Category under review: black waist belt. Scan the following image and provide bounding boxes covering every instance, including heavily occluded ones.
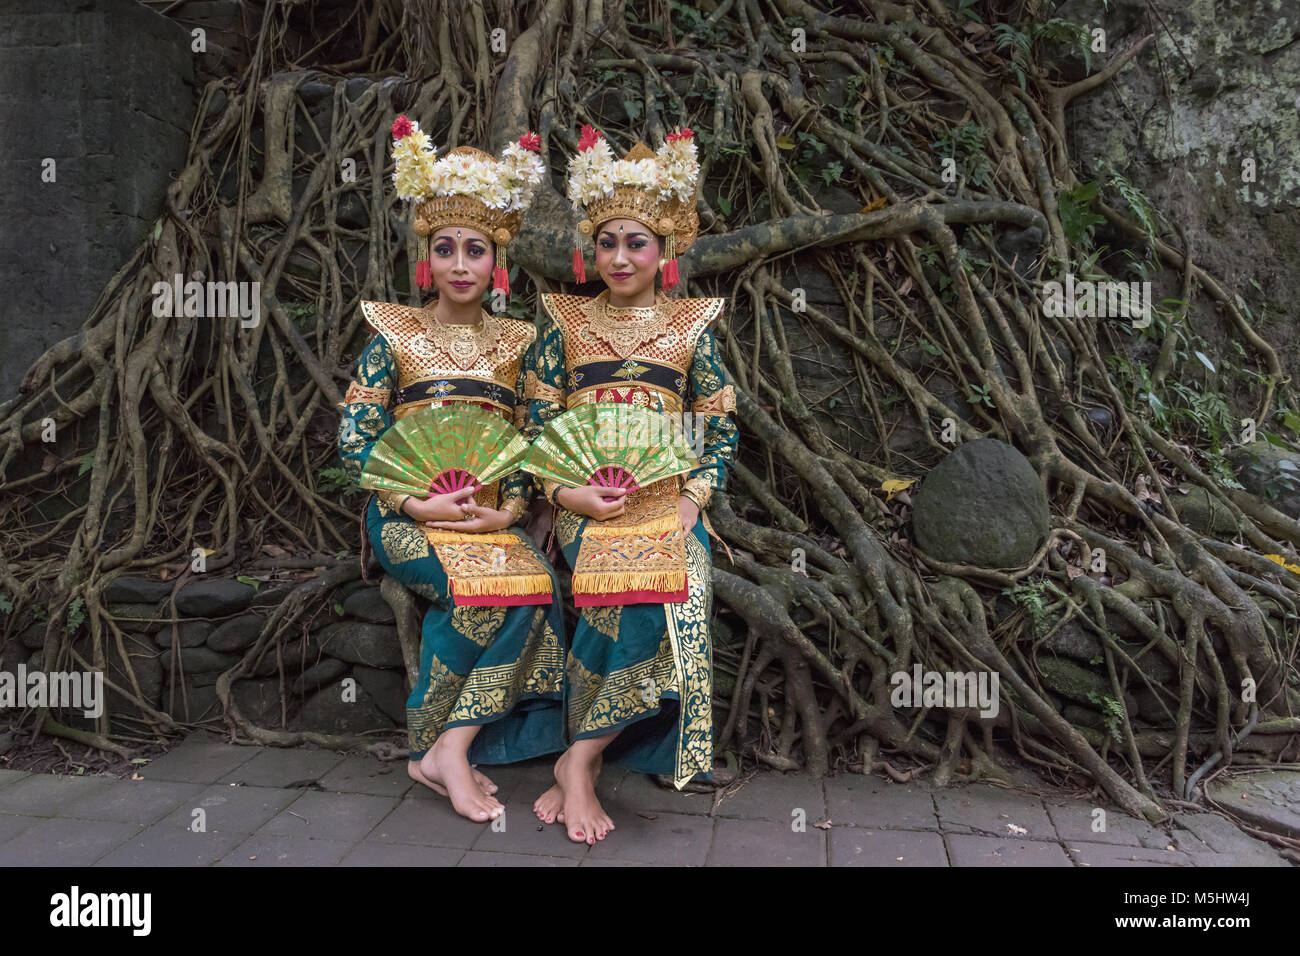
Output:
[569,359,685,397]
[394,377,515,407]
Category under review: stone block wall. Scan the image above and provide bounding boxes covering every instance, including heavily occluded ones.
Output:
[0,0,196,397]
[5,574,411,736]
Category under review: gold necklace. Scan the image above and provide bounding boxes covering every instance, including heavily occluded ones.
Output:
[586,290,672,360]
[414,301,497,371]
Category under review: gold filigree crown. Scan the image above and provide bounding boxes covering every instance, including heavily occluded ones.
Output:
[565,127,700,289]
[389,117,545,295]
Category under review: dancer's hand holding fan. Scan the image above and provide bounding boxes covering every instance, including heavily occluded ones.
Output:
[360,405,529,524]
[522,404,700,606]
[360,405,551,606]
[521,403,699,505]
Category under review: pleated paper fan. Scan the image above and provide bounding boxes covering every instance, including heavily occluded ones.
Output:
[522,403,699,491]
[360,405,529,497]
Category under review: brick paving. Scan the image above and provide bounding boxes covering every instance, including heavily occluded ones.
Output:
[0,733,1292,866]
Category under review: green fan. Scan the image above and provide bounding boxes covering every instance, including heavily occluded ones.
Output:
[522,403,699,493]
[360,405,530,498]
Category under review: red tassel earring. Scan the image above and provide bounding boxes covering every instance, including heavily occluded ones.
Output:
[493,241,510,294]
[572,246,586,284]
[661,232,679,290]
[416,234,431,289]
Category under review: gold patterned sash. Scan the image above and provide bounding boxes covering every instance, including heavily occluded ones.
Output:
[424,529,553,606]
[572,478,688,606]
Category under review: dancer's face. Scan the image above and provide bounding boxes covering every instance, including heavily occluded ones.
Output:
[430,227,493,305]
[595,219,660,298]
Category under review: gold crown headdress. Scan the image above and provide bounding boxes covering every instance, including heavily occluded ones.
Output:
[566,125,699,290]
[389,115,546,296]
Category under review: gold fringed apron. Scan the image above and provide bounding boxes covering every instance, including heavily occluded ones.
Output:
[570,477,688,607]
[422,528,554,606]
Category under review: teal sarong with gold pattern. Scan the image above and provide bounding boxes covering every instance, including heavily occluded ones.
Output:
[365,495,567,763]
[553,502,715,789]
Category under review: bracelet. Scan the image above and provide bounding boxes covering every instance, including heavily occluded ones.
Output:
[378,490,411,515]
[680,477,714,511]
[542,479,566,506]
[501,496,526,522]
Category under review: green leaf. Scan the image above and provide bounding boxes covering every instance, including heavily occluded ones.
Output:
[236,575,262,590]
[77,454,95,478]
[1194,351,1215,373]
[333,603,345,616]
[716,195,732,217]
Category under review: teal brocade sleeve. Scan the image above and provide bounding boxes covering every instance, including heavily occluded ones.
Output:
[498,336,539,505]
[338,334,396,487]
[686,328,737,492]
[523,314,569,501]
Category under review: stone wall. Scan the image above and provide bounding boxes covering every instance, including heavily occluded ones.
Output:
[0,0,195,398]
[1059,0,1300,379]
[4,574,409,736]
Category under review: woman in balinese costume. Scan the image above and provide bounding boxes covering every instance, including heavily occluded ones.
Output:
[525,125,737,844]
[337,117,565,823]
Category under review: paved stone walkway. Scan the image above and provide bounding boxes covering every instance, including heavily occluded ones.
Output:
[0,734,1291,866]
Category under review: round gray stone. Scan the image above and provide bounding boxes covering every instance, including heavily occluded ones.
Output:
[153,620,214,649]
[207,614,266,653]
[352,664,409,724]
[911,438,1050,569]
[315,621,404,669]
[103,576,174,604]
[175,579,256,617]
[292,658,350,696]
[342,587,396,624]
[290,682,395,734]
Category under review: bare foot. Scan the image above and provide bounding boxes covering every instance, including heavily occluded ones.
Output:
[408,760,498,796]
[417,738,503,822]
[533,754,602,824]
[533,784,565,824]
[554,748,614,844]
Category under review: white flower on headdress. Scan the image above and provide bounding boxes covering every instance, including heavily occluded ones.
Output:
[567,127,699,207]
[392,124,437,201]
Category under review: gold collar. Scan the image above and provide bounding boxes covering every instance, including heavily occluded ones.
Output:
[412,301,498,370]
[584,290,672,360]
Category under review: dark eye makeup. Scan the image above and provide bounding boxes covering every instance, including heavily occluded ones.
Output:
[433,240,487,256]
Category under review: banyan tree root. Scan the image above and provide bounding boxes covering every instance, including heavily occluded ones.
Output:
[0,0,1297,819]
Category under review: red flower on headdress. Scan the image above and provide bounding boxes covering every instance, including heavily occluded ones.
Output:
[577,124,604,152]
[666,127,695,143]
[391,115,414,140]
[519,131,541,152]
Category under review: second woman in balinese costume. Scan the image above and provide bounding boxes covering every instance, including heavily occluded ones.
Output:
[338,118,565,823]
[525,125,737,844]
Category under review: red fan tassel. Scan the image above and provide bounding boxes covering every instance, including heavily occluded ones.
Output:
[572,247,586,284]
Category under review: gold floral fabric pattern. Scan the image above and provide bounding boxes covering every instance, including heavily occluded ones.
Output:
[342,298,567,763]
